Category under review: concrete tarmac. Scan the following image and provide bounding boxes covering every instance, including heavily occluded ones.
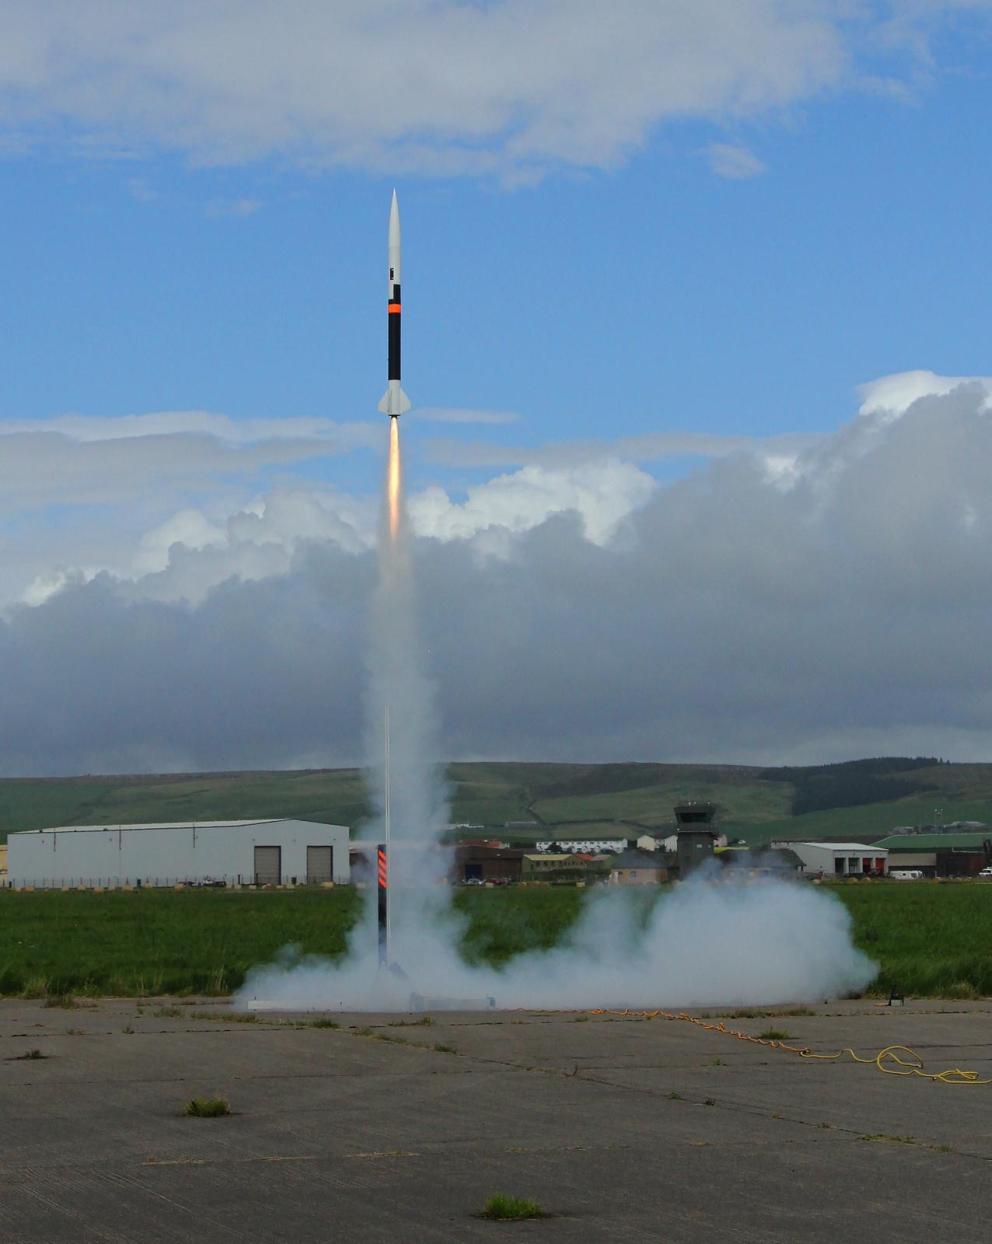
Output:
[2,997,992,1242]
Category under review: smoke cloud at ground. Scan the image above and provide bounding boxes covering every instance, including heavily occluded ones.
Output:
[236,424,876,1013]
[239,872,876,1012]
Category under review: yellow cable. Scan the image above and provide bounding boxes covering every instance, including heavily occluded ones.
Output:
[585,1009,992,1086]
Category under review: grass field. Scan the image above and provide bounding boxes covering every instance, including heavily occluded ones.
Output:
[3,760,992,847]
[531,778,792,831]
[835,884,992,997]
[0,888,363,997]
[2,883,992,1000]
[739,797,992,847]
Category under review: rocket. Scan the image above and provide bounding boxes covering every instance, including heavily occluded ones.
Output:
[377,190,411,417]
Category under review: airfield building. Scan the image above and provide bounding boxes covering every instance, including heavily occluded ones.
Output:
[609,849,669,885]
[457,843,524,883]
[6,819,350,889]
[874,832,992,878]
[784,841,888,878]
[674,801,720,876]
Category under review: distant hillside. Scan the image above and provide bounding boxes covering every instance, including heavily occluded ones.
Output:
[1,757,990,845]
[756,757,940,816]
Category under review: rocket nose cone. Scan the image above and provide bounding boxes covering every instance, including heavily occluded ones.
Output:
[388,190,400,247]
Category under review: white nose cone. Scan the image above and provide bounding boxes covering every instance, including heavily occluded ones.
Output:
[388,189,401,288]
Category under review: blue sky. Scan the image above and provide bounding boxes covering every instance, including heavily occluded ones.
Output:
[4,3,992,771]
[2,4,991,493]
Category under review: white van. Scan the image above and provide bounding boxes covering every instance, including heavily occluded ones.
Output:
[890,869,924,880]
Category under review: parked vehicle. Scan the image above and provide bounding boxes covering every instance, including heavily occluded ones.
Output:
[890,869,924,880]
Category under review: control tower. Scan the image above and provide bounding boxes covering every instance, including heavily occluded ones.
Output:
[674,802,719,877]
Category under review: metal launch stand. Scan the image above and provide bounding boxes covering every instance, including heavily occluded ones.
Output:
[378,705,392,968]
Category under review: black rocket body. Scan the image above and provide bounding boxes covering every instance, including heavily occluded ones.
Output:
[378,190,412,417]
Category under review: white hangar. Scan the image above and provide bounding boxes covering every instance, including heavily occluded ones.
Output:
[6,819,350,889]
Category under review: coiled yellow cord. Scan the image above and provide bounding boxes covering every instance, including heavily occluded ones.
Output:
[586,1009,992,1085]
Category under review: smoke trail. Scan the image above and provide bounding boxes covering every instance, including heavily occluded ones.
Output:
[371,419,450,899]
[238,423,876,1011]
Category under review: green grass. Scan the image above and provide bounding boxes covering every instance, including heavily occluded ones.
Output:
[455,886,586,966]
[0,888,362,996]
[833,884,992,996]
[480,1193,545,1221]
[4,882,992,999]
[184,1096,231,1117]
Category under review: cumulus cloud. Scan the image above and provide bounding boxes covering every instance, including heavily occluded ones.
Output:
[0,2,972,177]
[409,461,656,547]
[858,369,992,420]
[3,373,992,773]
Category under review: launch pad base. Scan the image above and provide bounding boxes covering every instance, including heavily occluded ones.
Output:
[409,992,496,1011]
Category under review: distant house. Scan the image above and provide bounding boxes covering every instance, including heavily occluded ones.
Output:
[521,853,610,882]
[456,844,524,883]
[535,838,629,854]
[609,849,669,885]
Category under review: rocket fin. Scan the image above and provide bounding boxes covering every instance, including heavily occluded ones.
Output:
[378,386,412,416]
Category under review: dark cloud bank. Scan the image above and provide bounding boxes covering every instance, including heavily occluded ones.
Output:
[4,384,992,775]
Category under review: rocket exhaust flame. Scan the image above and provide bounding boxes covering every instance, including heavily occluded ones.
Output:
[387,417,401,544]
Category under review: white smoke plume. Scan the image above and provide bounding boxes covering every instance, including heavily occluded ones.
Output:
[236,426,876,1013]
[240,874,876,1012]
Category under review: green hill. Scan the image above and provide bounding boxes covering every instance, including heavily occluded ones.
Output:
[1,756,990,845]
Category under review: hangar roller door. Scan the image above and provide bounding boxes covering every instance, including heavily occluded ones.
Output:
[306,846,333,885]
[254,845,281,886]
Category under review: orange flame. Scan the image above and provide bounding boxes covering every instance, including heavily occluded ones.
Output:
[387,417,402,543]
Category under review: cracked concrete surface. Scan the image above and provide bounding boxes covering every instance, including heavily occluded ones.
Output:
[2,998,992,1241]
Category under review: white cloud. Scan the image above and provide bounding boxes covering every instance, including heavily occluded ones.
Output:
[426,428,813,468]
[6,372,992,771]
[858,369,992,420]
[0,2,962,177]
[408,460,655,547]
[0,413,380,517]
[412,407,519,426]
[706,141,766,179]
[0,409,376,446]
